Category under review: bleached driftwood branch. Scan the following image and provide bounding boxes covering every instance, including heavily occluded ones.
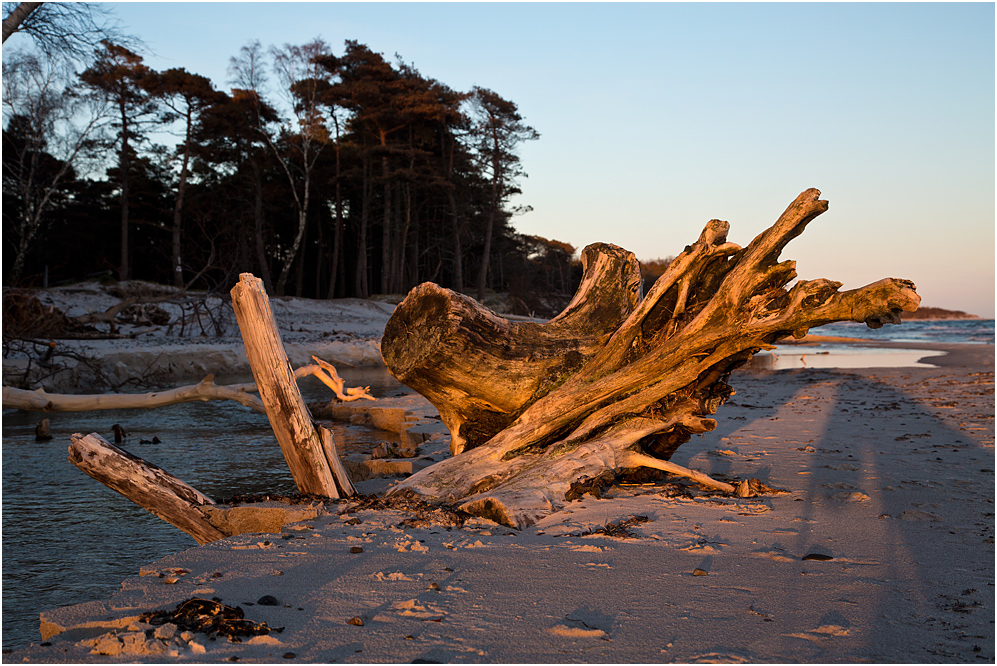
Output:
[381,188,920,528]
[2,359,374,415]
[298,356,375,402]
[3,375,267,413]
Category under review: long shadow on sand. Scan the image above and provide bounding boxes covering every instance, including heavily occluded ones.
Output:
[677,365,994,662]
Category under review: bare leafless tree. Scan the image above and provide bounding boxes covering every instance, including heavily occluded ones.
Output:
[2,51,111,283]
[229,38,332,296]
[2,2,135,64]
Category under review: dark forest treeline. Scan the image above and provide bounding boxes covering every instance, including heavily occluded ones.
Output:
[3,36,586,315]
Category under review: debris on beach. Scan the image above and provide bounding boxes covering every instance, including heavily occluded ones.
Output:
[338,493,472,528]
[139,598,281,642]
[569,515,652,539]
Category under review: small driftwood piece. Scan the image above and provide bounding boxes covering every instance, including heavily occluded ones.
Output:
[68,432,227,545]
[2,360,373,415]
[231,273,354,498]
[299,356,375,402]
[382,188,920,528]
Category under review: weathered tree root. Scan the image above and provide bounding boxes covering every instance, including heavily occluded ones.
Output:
[382,189,920,528]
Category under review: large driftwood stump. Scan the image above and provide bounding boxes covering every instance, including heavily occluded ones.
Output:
[381,188,920,528]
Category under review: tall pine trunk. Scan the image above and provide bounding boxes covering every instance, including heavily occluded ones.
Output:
[475,132,503,302]
[396,182,412,293]
[275,167,311,296]
[380,155,391,295]
[448,190,464,292]
[250,159,274,294]
[327,133,344,299]
[475,208,495,302]
[118,100,131,282]
[172,107,194,288]
[294,219,308,296]
[355,154,370,298]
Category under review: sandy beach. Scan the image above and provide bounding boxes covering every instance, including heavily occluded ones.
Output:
[2,287,994,663]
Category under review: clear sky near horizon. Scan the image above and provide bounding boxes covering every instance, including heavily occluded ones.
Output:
[74,2,997,317]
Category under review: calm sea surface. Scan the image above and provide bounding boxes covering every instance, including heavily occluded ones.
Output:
[1,367,405,651]
[753,319,996,370]
[812,318,995,344]
[2,321,992,650]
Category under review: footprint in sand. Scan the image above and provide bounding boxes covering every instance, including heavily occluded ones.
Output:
[785,611,852,641]
[822,483,869,502]
[389,598,446,620]
[823,463,860,471]
[898,509,941,521]
[394,540,430,553]
[548,608,614,640]
[549,624,607,639]
[829,491,870,502]
[785,625,850,641]
[372,571,418,582]
[688,653,752,663]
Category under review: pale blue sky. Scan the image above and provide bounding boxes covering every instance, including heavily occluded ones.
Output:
[103,2,994,317]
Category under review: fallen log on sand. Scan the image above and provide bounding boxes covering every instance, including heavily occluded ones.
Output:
[382,188,920,528]
[68,432,334,544]
[4,376,267,413]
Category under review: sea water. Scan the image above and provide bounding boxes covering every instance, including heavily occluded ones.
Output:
[752,319,995,370]
[811,318,995,345]
[1,367,405,651]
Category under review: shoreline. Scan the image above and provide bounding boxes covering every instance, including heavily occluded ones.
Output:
[775,336,994,369]
[4,339,993,663]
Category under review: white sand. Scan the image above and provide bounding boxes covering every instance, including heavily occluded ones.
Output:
[3,284,994,663]
[3,282,395,392]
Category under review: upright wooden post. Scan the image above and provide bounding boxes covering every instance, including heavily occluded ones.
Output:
[231,273,353,498]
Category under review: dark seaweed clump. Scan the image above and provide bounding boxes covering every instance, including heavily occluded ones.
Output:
[140,598,282,642]
[569,515,652,539]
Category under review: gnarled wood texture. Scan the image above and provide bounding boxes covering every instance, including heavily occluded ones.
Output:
[381,188,920,528]
[382,243,641,455]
